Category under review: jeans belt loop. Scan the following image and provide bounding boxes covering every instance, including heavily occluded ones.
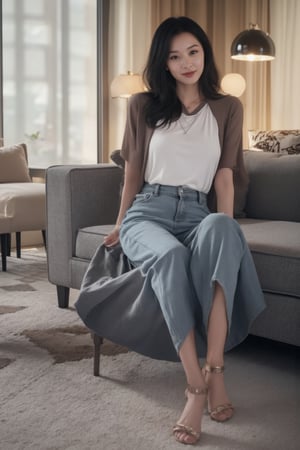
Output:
[154,184,160,196]
[178,186,184,198]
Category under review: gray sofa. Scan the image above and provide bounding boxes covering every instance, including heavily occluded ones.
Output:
[46,150,300,348]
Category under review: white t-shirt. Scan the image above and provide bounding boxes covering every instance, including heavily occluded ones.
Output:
[145,103,221,193]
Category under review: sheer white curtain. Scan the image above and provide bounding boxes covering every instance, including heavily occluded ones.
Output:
[270,0,300,129]
[2,0,98,165]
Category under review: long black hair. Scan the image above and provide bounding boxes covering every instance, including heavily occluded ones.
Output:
[143,16,222,128]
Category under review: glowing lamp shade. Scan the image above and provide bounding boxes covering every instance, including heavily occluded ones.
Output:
[110,72,145,98]
[221,73,246,97]
[231,24,275,61]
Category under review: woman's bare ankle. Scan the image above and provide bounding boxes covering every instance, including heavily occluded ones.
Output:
[205,355,224,368]
[186,369,206,389]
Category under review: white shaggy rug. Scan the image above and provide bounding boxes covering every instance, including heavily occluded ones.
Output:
[0,247,299,450]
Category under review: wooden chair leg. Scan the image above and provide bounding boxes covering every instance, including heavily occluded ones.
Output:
[16,232,21,258]
[93,334,103,377]
[1,234,8,271]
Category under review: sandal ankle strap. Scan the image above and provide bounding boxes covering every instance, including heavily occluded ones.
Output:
[187,384,208,395]
[204,363,225,374]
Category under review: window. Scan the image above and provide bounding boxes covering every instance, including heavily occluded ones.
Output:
[1,0,98,166]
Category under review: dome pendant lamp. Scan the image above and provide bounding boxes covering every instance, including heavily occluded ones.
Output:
[231,24,275,61]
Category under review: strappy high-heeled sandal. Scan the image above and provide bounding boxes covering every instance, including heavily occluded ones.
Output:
[173,384,208,445]
[203,363,234,423]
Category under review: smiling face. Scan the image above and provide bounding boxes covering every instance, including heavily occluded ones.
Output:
[166,32,205,88]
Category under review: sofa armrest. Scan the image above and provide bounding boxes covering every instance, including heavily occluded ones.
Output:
[46,164,123,287]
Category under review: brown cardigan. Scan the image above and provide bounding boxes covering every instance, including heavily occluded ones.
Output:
[120,93,248,216]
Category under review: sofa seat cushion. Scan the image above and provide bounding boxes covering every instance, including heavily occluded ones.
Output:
[76,220,300,300]
[76,225,114,260]
[0,214,12,233]
[0,183,46,231]
[239,219,300,298]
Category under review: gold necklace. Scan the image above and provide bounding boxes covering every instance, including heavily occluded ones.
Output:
[178,112,199,134]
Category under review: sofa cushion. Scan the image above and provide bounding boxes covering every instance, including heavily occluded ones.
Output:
[248,130,300,154]
[0,183,46,231]
[76,225,114,260]
[0,143,31,183]
[77,219,300,300]
[239,219,300,298]
[243,150,300,221]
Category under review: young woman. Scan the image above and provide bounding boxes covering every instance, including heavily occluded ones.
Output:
[78,16,265,446]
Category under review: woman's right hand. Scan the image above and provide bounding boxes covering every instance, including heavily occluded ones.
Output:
[104,226,120,247]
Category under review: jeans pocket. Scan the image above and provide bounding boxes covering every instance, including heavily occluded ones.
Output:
[134,192,153,202]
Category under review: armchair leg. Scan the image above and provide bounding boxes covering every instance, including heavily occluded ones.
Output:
[57,285,70,308]
[16,232,21,258]
[93,334,103,376]
[7,233,11,256]
[1,234,8,271]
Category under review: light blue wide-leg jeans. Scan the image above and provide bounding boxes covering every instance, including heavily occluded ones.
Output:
[120,183,258,355]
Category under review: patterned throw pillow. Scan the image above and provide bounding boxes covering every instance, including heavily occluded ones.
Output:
[248,130,300,154]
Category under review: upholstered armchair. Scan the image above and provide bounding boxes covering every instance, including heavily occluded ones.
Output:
[46,162,122,308]
[0,143,46,271]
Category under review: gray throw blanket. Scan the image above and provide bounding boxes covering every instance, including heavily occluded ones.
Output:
[75,243,180,361]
